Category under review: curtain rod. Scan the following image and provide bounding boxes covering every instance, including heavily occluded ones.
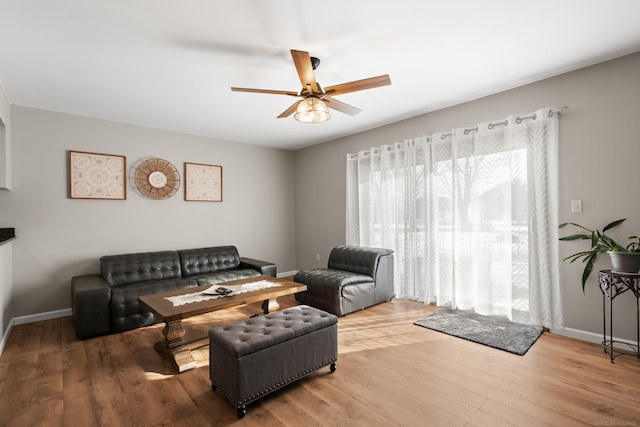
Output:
[348,106,569,157]
[468,106,569,134]
[551,106,569,115]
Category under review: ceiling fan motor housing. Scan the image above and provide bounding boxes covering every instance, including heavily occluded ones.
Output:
[230,49,391,121]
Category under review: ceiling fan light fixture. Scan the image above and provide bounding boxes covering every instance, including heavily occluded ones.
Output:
[294,97,330,123]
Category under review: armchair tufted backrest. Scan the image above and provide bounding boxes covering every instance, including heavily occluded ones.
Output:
[178,246,241,277]
[327,245,394,278]
[101,251,182,287]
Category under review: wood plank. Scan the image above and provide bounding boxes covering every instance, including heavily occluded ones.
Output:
[83,336,135,426]
[63,362,100,427]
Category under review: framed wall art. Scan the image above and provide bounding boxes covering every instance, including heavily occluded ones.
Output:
[184,162,222,202]
[68,150,126,200]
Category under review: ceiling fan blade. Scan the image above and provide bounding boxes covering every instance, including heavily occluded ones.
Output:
[290,50,319,95]
[324,74,391,96]
[323,96,361,116]
[231,87,299,96]
[277,100,302,118]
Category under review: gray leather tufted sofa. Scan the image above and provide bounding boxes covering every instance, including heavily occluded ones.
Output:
[71,245,276,339]
[293,245,394,316]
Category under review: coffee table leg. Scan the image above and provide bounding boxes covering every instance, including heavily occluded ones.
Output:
[154,320,198,373]
[261,298,280,314]
[162,320,186,348]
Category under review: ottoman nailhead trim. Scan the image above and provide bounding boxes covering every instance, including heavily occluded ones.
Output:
[212,358,337,407]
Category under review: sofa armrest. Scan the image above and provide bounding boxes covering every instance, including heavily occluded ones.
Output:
[373,253,395,304]
[71,274,112,339]
[239,257,277,277]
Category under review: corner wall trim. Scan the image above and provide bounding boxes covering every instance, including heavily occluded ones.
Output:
[12,308,72,326]
[551,326,602,344]
[277,270,298,278]
[0,318,15,357]
[0,308,72,357]
[552,326,639,347]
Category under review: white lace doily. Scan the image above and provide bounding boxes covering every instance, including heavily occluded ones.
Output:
[165,280,281,307]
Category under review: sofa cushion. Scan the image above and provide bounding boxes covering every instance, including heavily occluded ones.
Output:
[210,305,338,358]
[294,269,373,290]
[110,277,197,332]
[293,269,375,313]
[327,245,393,278]
[178,246,241,277]
[190,269,261,286]
[101,251,182,287]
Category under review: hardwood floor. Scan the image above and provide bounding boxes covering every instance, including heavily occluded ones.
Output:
[1,296,640,426]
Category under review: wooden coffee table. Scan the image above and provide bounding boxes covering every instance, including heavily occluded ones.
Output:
[138,276,306,372]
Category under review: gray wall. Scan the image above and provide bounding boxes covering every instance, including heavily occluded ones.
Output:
[0,82,9,190]
[295,51,640,341]
[0,106,296,327]
[0,83,11,339]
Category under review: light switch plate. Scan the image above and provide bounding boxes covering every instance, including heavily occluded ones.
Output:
[571,199,583,213]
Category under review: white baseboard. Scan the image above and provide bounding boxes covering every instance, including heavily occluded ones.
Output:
[277,270,298,278]
[552,326,638,347]
[0,308,72,357]
[0,318,15,357]
[552,327,602,344]
[12,308,72,325]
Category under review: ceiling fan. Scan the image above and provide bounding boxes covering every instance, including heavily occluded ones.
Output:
[231,49,391,123]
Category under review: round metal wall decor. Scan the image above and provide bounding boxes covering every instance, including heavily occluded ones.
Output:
[130,157,180,200]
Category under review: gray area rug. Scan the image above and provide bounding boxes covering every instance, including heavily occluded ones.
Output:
[414,309,543,355]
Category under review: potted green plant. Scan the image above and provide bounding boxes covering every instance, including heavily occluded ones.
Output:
[559,218,640,291]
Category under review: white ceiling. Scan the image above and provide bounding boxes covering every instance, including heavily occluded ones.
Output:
[1,1,640,151]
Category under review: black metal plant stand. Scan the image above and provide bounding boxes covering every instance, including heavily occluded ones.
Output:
[598,270,640,363]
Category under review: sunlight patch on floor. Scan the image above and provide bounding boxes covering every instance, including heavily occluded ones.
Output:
[338,301,443,354]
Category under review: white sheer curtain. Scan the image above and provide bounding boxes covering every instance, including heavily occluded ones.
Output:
[346,107,562,328]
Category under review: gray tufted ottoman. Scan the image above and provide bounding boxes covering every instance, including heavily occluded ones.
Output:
[209,305,338,418]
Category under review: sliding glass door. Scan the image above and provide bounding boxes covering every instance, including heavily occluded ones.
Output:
[346,108,562,328]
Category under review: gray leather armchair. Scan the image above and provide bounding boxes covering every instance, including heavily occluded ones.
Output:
[294,245,394,316]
